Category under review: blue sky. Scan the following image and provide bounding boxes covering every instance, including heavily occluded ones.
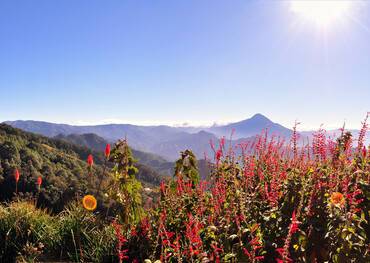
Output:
[0,0,369,130]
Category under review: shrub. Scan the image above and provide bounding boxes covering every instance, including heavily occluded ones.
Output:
[0,200,57,262]
[56,201,116,262]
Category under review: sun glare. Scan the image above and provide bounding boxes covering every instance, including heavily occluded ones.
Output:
[290,0,352,26]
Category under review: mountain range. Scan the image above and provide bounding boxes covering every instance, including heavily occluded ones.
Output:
[4,113,369,161]
[5,114,292,160]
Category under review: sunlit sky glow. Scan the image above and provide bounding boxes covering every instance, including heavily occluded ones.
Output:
[0,0,369,130]
[290,0,352,27]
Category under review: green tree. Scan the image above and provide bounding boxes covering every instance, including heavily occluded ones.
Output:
[107,139,144,228]
[174,149,199,185]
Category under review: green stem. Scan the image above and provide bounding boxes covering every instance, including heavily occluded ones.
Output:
[97,158,107,196]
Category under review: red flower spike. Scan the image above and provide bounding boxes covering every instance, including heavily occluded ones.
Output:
[216,149,222,165]
[87,154,94,167]
[220,137,225,148]
[289,210,300,234]
[14,169,20,182]
[105,144,111,158]
[112,220,128,262]
[37,176,42,186]
[243,247,251,258]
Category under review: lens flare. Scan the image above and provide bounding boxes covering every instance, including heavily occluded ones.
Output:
[291,0,352,26]
[82,195,97,211]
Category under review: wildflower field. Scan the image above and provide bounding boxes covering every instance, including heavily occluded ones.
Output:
[0,116,369,263]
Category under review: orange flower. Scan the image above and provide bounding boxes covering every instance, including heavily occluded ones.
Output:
[82,195,97,211]
[330,192,345,206]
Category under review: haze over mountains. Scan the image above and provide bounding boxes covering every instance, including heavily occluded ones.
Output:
[4,113,368,161]
[5,114,287,160]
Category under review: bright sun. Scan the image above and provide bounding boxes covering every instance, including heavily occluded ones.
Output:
[290,0,352,26]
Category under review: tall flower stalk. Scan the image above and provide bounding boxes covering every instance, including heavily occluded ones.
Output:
[14,168,20,195]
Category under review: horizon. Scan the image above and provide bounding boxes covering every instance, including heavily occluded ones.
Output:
[3,112,369,132]
[1,1,369,130]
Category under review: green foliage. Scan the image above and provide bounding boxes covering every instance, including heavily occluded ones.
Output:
[107,139,144,227]
[0,200,57,262]
[174,149,200,185]
[57,202,116,262]
[0,124,103,212]
[0,201,117,262]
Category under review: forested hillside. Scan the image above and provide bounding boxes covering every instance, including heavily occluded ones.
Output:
[0,124,165,211]
[55,132,175,176]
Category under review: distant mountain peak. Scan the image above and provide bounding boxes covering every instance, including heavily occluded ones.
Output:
[206,113,291,139]
[233,113,273,126]
[250,113,270,121]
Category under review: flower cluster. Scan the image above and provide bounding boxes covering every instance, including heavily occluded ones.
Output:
[124,116,369,262]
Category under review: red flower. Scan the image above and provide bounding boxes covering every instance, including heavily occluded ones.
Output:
[215,149,222,165]
[37,176,42,186]
[87,154,94,167]
[14,169,20,183]
[112,220,128,262]
[105,144,111,158]
[160,181,166,195]
[275,248,284,257]
[243,247,251,258]
[220,137,225,148]
[289,210,300,234]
